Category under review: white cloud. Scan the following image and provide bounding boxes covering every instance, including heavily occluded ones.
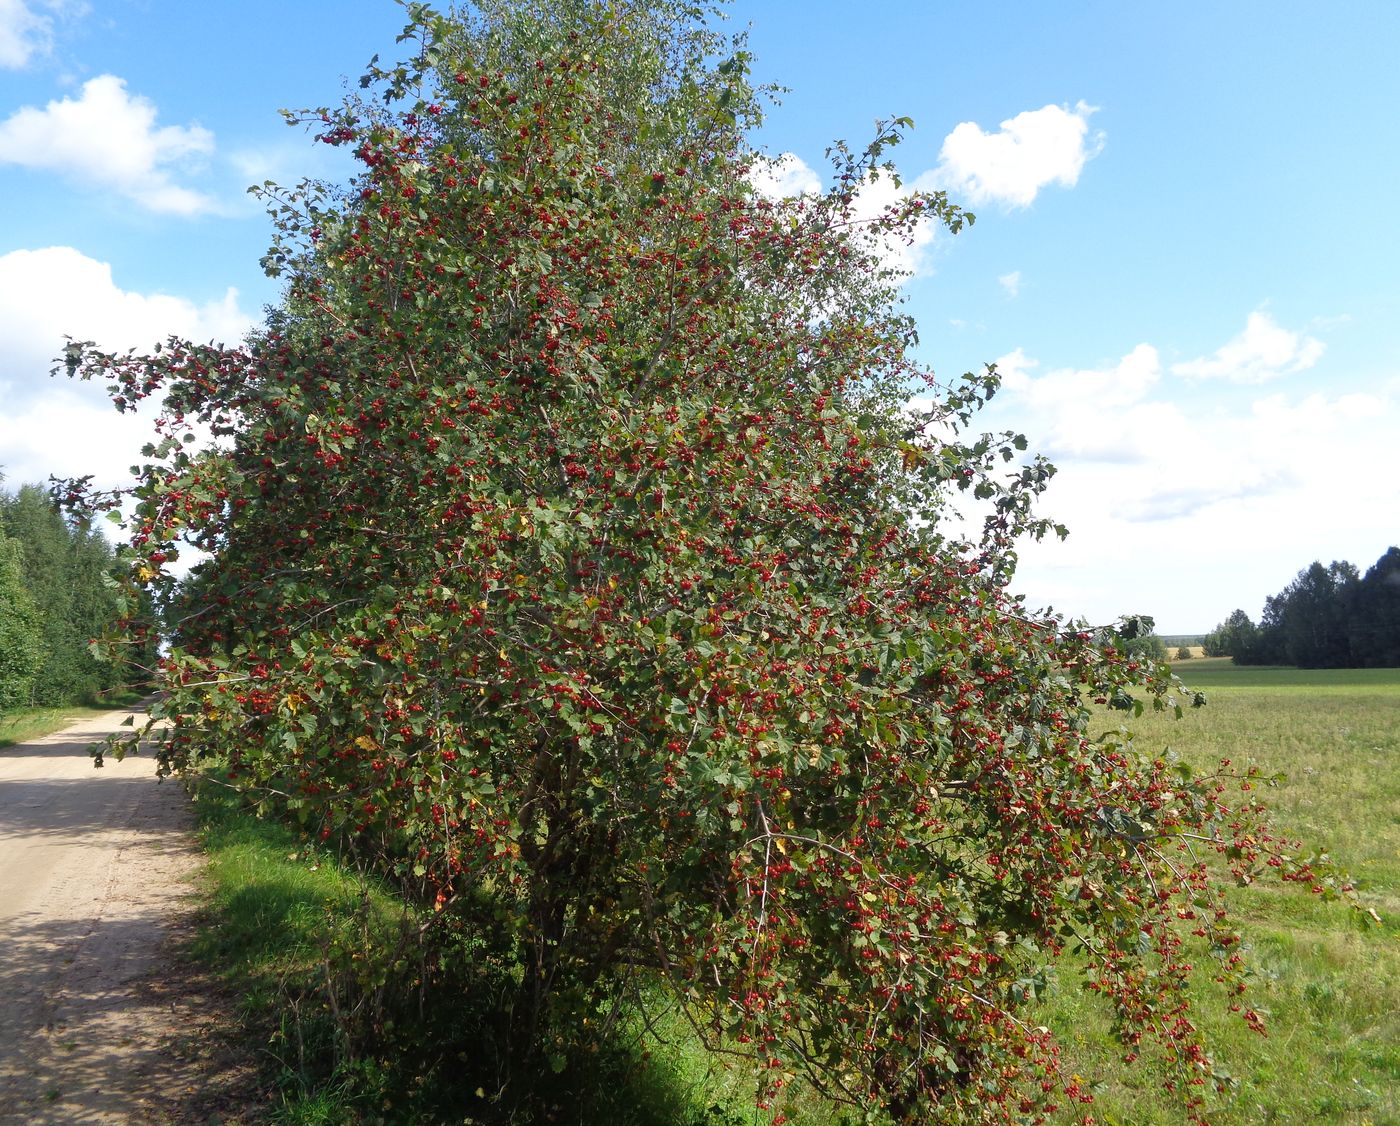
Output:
[0,246,249,369]
[1171,311,1325,383]
[997,342,1161,412]
[748,152,822,201]
[755,99,1101,284]
[925,101,1103,209]
[975,320,1398,630]
[0,75,215,214]
[845,168,939,279]
[0,0,54,68]
[0,246,255,488]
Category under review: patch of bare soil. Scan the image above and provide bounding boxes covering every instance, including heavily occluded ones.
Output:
[0,711,267,1123]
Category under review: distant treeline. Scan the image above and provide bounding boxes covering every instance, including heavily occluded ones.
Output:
[0,481,154,712]
[1204,547,1400,668]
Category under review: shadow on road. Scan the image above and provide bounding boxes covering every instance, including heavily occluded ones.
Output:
[0,911,265,1124]
[0,775,189,838]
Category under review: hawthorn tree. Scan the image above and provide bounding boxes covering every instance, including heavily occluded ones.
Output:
[64,2,1349,1121]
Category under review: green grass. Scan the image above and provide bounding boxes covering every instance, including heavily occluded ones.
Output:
[1035,663,1400,1124]
[1170,656,1400,690]
[0,690,147,747]
[188,776,781,1126]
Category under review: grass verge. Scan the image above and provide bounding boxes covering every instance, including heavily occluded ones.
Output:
[189,775,774,1125]
[0,690,148,747]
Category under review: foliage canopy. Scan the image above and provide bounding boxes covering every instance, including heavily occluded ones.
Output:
[0,481,138,709]
[63,3,1349,1120]
[0,512,41,712]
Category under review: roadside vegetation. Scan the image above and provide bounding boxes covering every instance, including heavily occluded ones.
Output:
[189,775,769,1125]
[189,661,1397,1124]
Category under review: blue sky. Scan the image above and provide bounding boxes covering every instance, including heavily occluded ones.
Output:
[1,1,1396,632]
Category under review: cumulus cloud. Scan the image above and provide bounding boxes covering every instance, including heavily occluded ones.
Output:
[975,319,1397,628]
[0,246,255,487]
[753,99,1101,283]
[844,168,940,279]
[748,152,822,201]
[0,246,249,369]
[997,342,1162,412]
[1171,310,1325,383]
[924,102,1103,209]
[0,75,215,214]
[990,338,1299,504]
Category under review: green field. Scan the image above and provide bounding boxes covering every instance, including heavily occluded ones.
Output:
[1171,656,1400,691]
[1037,659,1400,1124]
[188,661,1399,1124]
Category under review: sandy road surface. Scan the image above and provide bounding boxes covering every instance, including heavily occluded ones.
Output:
[0,709,257,1123]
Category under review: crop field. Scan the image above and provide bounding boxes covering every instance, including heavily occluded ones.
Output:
[1037,659,1400,1124]
[1169,658,1400,691]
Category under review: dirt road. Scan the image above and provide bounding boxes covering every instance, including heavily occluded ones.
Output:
[0,708,256,1123]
